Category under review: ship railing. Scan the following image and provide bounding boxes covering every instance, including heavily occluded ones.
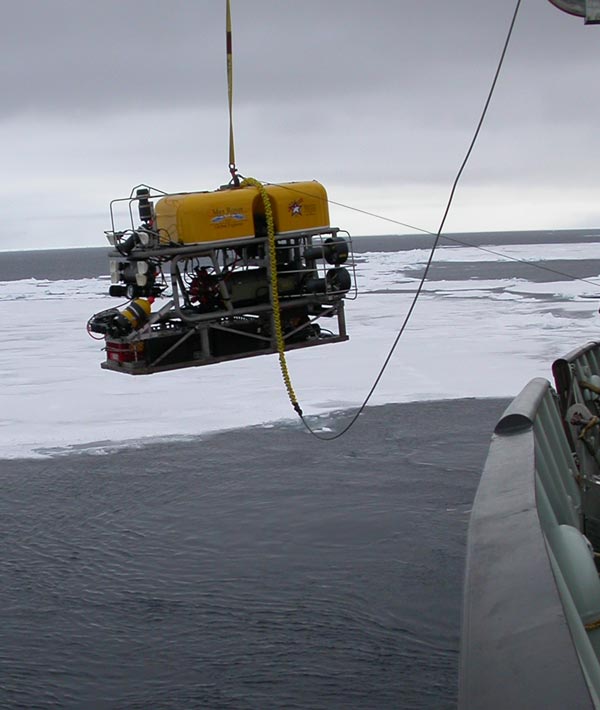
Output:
[552,340,600,417]
[459,377,600,709]
[552,341,600,543]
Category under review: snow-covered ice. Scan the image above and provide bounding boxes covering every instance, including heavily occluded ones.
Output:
[1,243,598,458]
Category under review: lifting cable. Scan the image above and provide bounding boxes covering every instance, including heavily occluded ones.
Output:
[226,0,240,186]
[300,0,524,441]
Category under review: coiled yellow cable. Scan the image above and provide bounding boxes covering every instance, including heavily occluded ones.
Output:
[241,177,303,416]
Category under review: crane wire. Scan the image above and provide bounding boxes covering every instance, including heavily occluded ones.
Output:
[299,0,524,441]
[226,0,240,185]
[256,180,600,291]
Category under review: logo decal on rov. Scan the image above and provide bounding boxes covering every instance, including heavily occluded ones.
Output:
[210,207,247,226]
[288,199,303,217]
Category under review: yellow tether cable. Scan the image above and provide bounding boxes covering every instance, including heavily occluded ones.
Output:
[241,177,303,416]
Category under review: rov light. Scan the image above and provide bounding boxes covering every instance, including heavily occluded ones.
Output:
[137,230,151,247]
[304,236,349,265]
[136,188,154,225]
[303,267,351,295]
[326,267,351,293]
[109,260,120,284]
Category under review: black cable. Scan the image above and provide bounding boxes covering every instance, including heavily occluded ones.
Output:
[324,199,432,237]
[300,0,524,441]
[327,203,600,290]
[260,182,600,292]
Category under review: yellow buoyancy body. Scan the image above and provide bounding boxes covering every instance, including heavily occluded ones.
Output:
[154,181,330,245]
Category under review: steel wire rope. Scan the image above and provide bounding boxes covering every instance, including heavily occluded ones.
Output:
[256,183,600,292]
[324,200,600,290]
[297,0,524,441]
[326,205,600,290]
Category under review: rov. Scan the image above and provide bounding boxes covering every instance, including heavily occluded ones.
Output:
[88,181,355,375]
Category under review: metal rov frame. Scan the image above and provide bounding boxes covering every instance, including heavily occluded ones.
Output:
[96,185,357,375]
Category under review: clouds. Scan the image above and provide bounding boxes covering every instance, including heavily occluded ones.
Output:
[0,1,546,114]
[1,4,231,120]
[1,0,599,248]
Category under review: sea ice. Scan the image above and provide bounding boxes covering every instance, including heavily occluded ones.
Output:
[0,247,597,458]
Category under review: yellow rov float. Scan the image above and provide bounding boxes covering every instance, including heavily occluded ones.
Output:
[88,179,355,375]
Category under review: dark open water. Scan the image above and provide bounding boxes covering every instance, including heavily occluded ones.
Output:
[0,399,508,710]
[1,227,599,282]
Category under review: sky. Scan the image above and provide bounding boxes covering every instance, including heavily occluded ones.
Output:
[1,0,599,250]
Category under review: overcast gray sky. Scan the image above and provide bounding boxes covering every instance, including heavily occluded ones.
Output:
[1,0,598,249]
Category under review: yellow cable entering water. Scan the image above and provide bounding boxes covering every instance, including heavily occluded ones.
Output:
[241,177,302,416]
